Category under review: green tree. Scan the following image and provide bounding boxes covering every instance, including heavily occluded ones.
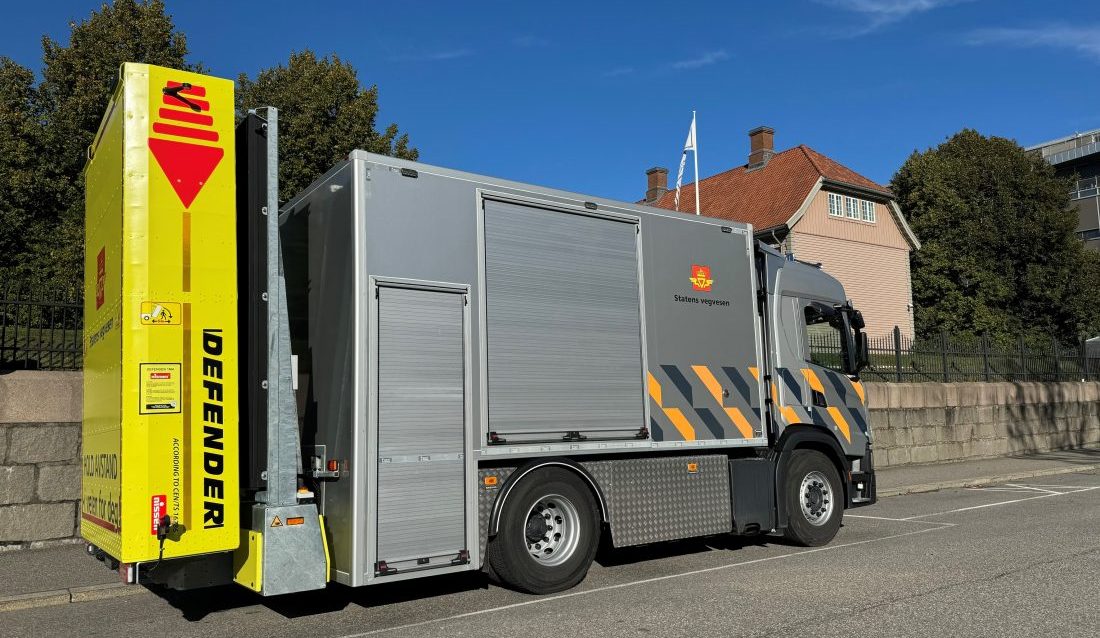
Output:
[0,57,46,286]
[236,50,418,203]
[27,0,194,294]
[892,129,1099,346]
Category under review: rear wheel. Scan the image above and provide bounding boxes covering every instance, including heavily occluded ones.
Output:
[487,467,600,594]
[783,450,843,546]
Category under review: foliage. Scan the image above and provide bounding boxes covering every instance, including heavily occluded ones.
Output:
[892,129,1100,346]
[0,6,417,297]
[236,51,418,203]
[0,0,194,296]
[0,57,46,278]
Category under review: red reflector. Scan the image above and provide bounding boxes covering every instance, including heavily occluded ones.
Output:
[286,517,305,526]
[327,459,339,472]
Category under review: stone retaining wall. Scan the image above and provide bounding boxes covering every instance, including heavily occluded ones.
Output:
[1,372,1098,545]
[0,371,82,549]
[864,382,1100,467]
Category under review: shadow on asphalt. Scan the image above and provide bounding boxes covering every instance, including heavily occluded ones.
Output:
[150,570,492,621]
[594,533,773,568]
[148,531,795,621]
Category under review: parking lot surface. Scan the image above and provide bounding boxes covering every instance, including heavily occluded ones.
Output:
[4,468,1099,637]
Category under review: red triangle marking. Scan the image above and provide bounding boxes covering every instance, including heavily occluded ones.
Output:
[148,137,224,208]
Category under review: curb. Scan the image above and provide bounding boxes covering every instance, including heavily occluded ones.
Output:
[877,463,1100,497]
[0,582,148,612]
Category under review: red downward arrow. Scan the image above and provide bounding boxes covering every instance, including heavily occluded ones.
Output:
[148,138,224,209]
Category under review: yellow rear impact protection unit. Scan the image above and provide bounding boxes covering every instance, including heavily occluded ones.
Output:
[82,63,239,563]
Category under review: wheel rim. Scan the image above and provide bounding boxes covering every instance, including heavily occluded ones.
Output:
[523,494,581,567]
[799,470,834,526]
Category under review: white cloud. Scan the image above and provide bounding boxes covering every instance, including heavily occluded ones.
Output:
[966,25,1100,62]
[669,50,730,71]
[392,49,473,62]
[816,0,969,33]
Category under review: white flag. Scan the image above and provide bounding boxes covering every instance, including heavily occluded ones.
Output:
[674,152,688,211]
[674,113,697,212]
[683,115,696,153]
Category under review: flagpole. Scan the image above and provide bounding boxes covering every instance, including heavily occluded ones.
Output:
[693,110,701,216]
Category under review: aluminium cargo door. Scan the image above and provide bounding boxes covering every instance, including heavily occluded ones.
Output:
[375,285,468,574]
[483,199,645,442]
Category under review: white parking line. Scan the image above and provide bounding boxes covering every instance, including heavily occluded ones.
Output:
[966,487,1047,494]
[1016,483,1098,488]
[845,514,956,526]
[905,485,1100,520]
[339,526,946,637]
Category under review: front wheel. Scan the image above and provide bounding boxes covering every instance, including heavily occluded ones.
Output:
[783,450,843,546]
[487,467,601,594]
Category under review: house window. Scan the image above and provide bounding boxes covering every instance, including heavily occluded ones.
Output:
[827,192,878,223]
[862,200,876,222]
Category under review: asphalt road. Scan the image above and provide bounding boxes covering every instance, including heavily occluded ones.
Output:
[5,469,1100,638]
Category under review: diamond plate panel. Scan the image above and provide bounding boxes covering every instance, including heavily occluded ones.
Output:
[584,455,731,547]
[477,466,516,562]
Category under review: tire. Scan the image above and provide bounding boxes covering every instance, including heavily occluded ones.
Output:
[782,449,843,547]
[487,467,601,594]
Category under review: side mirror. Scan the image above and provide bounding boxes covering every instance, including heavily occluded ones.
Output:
[854,330,869,374]
[850,309,865,331]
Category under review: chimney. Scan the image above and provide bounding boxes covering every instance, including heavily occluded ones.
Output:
[645,166,669,202]
[748,126,775,169]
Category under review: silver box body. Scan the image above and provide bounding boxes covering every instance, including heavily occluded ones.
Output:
[281,152,771,586]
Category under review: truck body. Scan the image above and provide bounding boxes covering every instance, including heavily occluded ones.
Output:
[82,65,875,596]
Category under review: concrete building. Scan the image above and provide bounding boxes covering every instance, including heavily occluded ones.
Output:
[1026,129,1100,252]
[643,127,920,339]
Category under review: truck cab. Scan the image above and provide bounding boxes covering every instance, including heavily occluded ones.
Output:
[760,244,876,526]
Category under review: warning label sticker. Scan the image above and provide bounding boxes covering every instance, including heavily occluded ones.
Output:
[139,363,181,414]
[140,301,181,325]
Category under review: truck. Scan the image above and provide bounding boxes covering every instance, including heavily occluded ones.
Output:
[81,63,875,597]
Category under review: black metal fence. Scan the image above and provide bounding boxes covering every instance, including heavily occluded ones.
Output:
[809,326,1100,383]
[0,285,83,371]
[3,286,1099,382]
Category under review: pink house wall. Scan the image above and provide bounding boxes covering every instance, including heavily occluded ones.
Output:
[789,190,915,338]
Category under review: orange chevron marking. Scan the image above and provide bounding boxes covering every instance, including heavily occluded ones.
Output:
[691,365,724,404]
[851,380,866,405]
[801,368,826,395]
[664,407,697,441]
[826,406,852,443]
[771,381,800,425]
[648,371,697,441]
[647,371,663,406]
[724,406,755,438]
[692,365,755,439]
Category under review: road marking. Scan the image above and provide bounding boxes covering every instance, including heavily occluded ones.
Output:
[966,487,1049,494]
[1017,483,1100,489]
[1013,483,1100,491]
[845,514,955,526]
[904,485,1100,520]
[338,526,946,637]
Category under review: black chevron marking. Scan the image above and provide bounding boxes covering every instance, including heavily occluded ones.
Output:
[661,364,694,405]
[694,408,725,439]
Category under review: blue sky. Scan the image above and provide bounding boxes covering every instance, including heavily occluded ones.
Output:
[3,1,1098,201]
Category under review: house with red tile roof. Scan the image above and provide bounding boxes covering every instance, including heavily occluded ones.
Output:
[642,126,920,338]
